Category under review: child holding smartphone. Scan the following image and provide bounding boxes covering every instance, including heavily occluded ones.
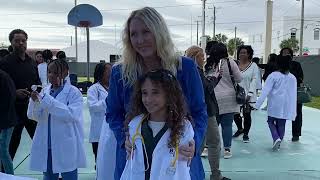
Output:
[27,59,86,180]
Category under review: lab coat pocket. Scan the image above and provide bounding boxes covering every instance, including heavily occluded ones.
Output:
[58,136,77,168]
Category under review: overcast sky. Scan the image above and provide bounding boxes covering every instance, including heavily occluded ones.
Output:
[0,0,319,52]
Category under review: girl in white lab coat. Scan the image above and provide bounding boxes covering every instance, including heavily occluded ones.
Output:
[87,63,112,163]
[255,55,297,151]
[121,69,194,180]
[27,59,86,180]
[87,62,117,180]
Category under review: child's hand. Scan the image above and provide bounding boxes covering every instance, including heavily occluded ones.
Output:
[30,91,39,102]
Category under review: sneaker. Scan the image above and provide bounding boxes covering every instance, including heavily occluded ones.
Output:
[292,136,299,142]
[201,148,208,157]
[272,139,281,151]
[223,149,232,159]
[232,129,244,138]
[221,177,231,180]
[243,134,250,143]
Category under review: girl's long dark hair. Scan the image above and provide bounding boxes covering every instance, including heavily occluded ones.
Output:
[205,42,228,73]
[125,69,189,148]
[93,62,112,83]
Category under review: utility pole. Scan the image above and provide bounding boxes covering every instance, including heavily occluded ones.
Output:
[201,0,206,49]
[114,24,117,47]
[74,0,78,62]
[264,0,273,64]
[298,0,305,56]
[195,20,200,46]
[213,6,216,39]
[190,15,193,45]
[234,26,237,59]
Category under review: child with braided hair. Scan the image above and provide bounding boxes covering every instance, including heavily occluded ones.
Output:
[27,59,86,180]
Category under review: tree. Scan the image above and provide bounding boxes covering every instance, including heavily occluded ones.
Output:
[213,33,228,44]
[280,38,299,53]
[227,37,244,56]
[199,35,212,47]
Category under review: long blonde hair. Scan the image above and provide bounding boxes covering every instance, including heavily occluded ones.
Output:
[121,7,180,86]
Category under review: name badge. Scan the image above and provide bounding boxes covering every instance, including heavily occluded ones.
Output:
[166,166,176,175]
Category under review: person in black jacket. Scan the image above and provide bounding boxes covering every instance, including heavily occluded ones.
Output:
[262,53,278,81]
[186,45,230,180]
[279,47,304,142]
[0,29,41,160]
[0,69,17,175]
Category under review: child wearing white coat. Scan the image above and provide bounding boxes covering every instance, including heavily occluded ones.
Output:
[255,55,297,151]
[87,62,117,180]
[27,59,86,180]
[121,69,194,180]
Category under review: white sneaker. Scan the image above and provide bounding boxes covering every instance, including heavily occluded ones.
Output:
[223,149,232,159]
[272,139,281,151]
[201,148,208,157]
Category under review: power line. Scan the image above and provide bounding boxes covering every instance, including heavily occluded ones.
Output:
[0,19,318,30]
[1,0,243,16]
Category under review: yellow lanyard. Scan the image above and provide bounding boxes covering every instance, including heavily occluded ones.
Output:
[131,115,179,173]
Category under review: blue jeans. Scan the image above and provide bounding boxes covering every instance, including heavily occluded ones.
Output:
[218,113,234,149]
[0,127,14,175]
[43,150,78,180]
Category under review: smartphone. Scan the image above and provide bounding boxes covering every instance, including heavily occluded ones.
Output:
[31,85,42,93]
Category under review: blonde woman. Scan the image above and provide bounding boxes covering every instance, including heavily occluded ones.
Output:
[106,7,207,180]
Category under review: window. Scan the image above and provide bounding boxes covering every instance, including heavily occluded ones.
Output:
[314,28,320,40]
[290,28,297,39]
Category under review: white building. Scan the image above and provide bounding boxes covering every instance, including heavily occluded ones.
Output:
[61,40,121,63]
[249,15,320,59]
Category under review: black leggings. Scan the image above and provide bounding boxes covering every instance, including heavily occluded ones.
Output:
[234,109,252,135]
[92,142,99,162]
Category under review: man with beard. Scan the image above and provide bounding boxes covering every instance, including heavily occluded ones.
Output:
[0,29,41,160]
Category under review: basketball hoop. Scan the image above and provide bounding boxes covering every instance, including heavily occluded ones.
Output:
[78,21,90,27]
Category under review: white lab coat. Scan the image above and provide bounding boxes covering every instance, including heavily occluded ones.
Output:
[120,115,194,180]
[87,82,108,142]
[37,62,48,87]
[27,83,86,173]
[96,120,117,180]
[255,71,297,120]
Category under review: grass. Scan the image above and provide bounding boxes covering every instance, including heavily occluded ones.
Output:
[305,96,320,110]
[78,77,94,82]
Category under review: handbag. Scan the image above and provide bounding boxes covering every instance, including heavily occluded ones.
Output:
[226,59,246,104]
[297,84,312,104]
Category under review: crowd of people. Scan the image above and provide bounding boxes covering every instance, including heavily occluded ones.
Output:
[0,6,305,180]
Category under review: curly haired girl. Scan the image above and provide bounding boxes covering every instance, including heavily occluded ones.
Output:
[121,69,194,180]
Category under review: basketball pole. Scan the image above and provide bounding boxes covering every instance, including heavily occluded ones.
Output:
[86,26,90,82]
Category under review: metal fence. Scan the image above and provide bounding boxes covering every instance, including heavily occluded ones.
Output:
[295,55,320,96]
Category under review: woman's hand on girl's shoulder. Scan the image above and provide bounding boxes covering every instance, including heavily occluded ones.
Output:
[179,139,195,165]
[125,135,133,159]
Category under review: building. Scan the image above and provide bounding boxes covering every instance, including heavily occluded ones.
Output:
[249,15,320,58]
